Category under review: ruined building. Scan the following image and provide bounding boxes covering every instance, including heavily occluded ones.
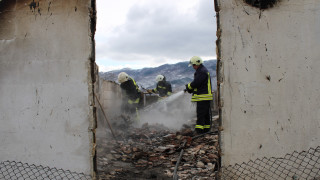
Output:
[1,0,320,179]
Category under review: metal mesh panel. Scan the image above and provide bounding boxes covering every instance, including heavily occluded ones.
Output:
[220,146,320,180]
[0,161,91,180]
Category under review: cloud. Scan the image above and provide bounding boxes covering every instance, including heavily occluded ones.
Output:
[96,0,216,71]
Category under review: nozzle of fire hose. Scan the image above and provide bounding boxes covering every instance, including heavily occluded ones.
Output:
[184,89,187,93]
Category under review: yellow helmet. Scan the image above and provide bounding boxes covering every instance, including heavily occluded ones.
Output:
[118,72,129,83]
[188,56,203,67]
[156,75,164,82]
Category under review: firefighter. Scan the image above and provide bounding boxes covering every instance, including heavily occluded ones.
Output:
[118,72,141,121]
[185,56,213,134]
[148,75,172,97]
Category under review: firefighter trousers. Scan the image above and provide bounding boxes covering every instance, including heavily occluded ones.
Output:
[195,100,211,134]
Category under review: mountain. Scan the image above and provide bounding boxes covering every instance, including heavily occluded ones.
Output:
[99,60,217,91]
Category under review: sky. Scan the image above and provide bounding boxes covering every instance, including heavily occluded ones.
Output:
[95,0,217,72]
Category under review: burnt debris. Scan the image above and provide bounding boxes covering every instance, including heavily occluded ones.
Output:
[97,121,219,179]
[244,0,279,9]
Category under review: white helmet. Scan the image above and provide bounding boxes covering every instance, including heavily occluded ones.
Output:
[156,75,164,82]
[118,72,129,83]
[188,56,203,67]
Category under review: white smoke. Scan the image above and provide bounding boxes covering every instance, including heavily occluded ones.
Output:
[138,91,196,130]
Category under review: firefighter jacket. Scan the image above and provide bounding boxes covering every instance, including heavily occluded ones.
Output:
[152,80,172,97]
[186,65,213,102]
[120,77,141,105]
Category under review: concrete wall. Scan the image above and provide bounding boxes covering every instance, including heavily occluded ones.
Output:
[216,0,320,165]
[97,79,122,127]
[0,0,96,176]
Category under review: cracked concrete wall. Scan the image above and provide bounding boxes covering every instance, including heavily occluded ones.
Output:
[216,0,320,165]
[0,0,96,176]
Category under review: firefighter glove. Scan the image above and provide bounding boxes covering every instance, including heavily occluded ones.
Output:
[185,84,193,94]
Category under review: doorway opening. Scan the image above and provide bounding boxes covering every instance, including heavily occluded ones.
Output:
[94,0,220,179]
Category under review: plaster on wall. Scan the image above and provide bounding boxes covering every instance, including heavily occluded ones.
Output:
[0,0,96,176]
[216,0,320,166]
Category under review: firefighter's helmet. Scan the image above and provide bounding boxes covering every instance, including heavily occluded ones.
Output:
[118,72,129,83]
[156,75,164,82]
[188,56,203,67]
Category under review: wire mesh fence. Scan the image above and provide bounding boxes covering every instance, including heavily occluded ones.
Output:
[219,146,320,180]
[0,160,91,180]
[2,146,320,180]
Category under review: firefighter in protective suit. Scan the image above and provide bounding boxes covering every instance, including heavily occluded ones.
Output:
[185,56,213,134]
[118,72,141,121]
[149,75,172,97]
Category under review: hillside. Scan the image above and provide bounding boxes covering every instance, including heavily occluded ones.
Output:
[99,60,217,91]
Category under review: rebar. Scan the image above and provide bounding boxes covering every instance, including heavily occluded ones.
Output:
[94,94,117,141]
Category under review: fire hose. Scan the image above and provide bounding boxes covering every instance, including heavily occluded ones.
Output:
[173,91,215,179]
[173,139,187,180]
[172,131,217,180]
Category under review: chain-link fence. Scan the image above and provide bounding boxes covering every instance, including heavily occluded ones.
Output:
[0,160,91,180]
[219,146,320,180]
[2,146,319,180]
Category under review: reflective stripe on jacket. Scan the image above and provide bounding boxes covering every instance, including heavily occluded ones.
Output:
[153,80,172,97]
[186,65,213,102]
[120,77,141,104]
[128,97,140,104]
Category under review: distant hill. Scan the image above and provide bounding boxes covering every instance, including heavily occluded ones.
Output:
[99,60,217,91]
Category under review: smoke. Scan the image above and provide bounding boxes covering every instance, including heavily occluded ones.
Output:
[138,91,196,130]
[97,90,196,140]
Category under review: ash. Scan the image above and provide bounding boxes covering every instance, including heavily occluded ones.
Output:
[96,115,219,180]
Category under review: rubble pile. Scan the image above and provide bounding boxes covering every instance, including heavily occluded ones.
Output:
[97,123,219,180]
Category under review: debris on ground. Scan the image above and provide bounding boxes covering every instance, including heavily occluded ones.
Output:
[97,120,219,180]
